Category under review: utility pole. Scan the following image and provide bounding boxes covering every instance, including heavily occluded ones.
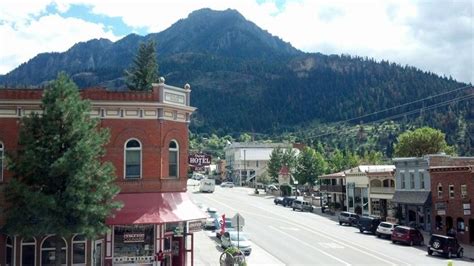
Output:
[241,149,246,187]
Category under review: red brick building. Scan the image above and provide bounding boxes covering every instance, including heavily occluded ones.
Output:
[429,156,474,245]
[0,80,205,265]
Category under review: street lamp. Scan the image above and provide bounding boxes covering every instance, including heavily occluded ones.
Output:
[241,149,246,187]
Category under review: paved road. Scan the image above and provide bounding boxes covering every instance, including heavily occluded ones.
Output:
[189,185,472,265]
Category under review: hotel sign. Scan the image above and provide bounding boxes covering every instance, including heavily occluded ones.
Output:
[188,153,211,167]
[123,233,145,243]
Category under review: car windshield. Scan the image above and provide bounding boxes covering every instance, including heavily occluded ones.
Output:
[230,234,248,241]
[379,223,392,228]
[395,227,408,233]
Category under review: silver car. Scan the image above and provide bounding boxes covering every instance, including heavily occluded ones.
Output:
[221,182,234,188]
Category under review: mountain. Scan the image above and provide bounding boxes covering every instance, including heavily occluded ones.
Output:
[1,8,472,155]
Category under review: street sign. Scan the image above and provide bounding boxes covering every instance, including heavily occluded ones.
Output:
[231,213,245,229]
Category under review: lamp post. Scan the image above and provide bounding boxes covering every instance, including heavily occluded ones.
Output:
[242,149,246,187]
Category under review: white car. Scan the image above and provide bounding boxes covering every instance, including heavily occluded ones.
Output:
[376,222,398,238]
[221,182,234,188]
[221,231,252,256]
[204,208,221,229]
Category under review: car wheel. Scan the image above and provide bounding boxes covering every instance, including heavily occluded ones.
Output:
[359,229,364,233]
[457,250,463,258]
[376,233,380,238]
[427,249,433,255]
[409,240,414,246]
[339,221,343,225]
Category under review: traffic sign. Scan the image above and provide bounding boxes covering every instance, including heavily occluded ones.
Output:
[231,213,245,229]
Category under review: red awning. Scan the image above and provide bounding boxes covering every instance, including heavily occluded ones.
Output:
[106,192,207,225]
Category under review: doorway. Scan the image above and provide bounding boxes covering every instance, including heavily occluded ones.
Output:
[93,240,103,266]
[469,219,474,244]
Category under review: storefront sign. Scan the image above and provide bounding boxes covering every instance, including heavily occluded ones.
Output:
[123,233,145,243]
[187,220,203,233]
[437,210,446,215]
[188,153,211,167]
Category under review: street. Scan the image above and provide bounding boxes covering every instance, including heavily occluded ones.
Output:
[189,185,472,265]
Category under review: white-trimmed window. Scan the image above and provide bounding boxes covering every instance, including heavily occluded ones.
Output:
[461,185,467,199]
[6,236,13,266]
[41,235,67,265]
[168,140,179,178]
[21,237,36,266]
[449,185,455,199]
[400,173,406,189]
[437,183,443,198]
[410,173,415,189]
[0,142,4,182]
[72,234,86,265]
[124,139,142,179]
[420,172,425,189]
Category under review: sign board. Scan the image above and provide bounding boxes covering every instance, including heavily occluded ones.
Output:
[231,213,245,230]
[278,174,290,185]
[187,220,203,233]
[437,210,446,215]
[188,153,211,167]
[123,233,145,243]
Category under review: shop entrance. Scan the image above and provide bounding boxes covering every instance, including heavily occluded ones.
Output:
[94,240,103,266]
[470,219,474,244]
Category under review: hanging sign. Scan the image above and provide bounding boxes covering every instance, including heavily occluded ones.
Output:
[186,220,203,233]
[188,153,212,167]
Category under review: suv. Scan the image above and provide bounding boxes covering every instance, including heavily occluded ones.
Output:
[427,234,463,258]
[292,199,314,212]
[338,212,360,226]
[376,222,398,238]
[358,216,381,234]
[391,226,424,246]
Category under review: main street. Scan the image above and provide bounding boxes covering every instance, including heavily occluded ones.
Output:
[189,185,471,265]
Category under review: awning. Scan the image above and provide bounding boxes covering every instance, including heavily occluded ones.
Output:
[106,192,207,225]
[391,191,431,205]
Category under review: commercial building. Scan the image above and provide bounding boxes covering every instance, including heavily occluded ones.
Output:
[429,155,474,245]
[0,80,205,266]
[367,168,396,221]
[319,170,349,211]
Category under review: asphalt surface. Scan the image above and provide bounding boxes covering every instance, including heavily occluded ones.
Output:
[189,185,472,266]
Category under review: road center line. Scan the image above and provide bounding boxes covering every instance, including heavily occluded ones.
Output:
[269,225,352,266]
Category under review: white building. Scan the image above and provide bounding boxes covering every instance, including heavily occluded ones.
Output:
[224,142,295,186]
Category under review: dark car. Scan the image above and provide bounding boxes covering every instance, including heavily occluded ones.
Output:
[338,211,360,226]
[274,197,285,205]
[283,196,297,207]
[391,226,424,246]
[427,234,463,258]
[358,216,381,234]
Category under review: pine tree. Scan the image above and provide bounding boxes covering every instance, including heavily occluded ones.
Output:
[267,147,283,182]
[5,73,122,266]
[125,40,159,91]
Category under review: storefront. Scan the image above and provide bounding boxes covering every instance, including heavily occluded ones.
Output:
[105,192,205,266]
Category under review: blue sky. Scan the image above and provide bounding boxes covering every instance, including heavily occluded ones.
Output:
[0,0,472,83]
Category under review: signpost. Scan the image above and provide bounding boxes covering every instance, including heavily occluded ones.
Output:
[232,213,245,249]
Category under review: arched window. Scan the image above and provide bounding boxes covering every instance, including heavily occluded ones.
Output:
[41,235,67,266]
[124,139,141,179]
[437,183,443,198]
[457,217,465,232]
[21,237,36,266]
[0,142,4,182]
[72,234,86,265]
[6,236,13,266]
[168,140,179,178]
[370,179,382,187]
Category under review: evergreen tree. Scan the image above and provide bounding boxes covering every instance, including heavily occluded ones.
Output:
[267,147,283,182]
[394,127,455,157]
[125,40,159,91]
[5,73,122,266]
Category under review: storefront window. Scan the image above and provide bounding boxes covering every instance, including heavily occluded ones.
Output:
[21,237,36,266]
[41,235,67,266]
[457,217,465,232]
[114,225,154,260]
[72,235,86,264]
[6,236,13,266]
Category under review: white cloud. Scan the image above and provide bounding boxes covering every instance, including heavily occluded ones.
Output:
[0,0,472,83]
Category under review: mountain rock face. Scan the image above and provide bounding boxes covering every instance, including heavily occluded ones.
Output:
[0,8,472,155]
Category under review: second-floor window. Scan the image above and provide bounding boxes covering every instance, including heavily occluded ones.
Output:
[449,185,455,198]
[169,140,179,178]
[125,139,141,179]
[0,142,4,182]
[437,183,443,198]
[401,173,406,189]
[461,185,467,199]
[410,173,415,189]
[420,172,425,189]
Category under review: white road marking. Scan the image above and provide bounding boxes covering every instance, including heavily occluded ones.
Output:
[278,226,300,231]
[318,242,345,249]
[269,225,352,266]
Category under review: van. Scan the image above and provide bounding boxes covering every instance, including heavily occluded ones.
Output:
[292,199,314,212]
[199,178,215,193]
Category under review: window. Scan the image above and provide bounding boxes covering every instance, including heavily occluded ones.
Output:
[0,142,4,182]
[437,183,443,198]
[461,185,467,199]
[449,185,455,198]
[457,218,465,232]
[168,140,179,178]
[420,172,425,189]
[410,173,415,189]
[401,173,406,189]
[6,236,13,266]
[21,237,36,266]
[124,139,141,179]
[72,235,86,265]
[41,235,67,266]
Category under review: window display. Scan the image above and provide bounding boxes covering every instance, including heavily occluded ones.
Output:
[113,225,154,264]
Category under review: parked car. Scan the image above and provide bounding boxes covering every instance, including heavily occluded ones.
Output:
[292,199,314,212]
[274,196,285,205]
[266,184,279,192]
[376,222,398,238]
[221,182,235,188]
[427,234,463,258]
[391,226,424,246]
[199,178,215,193]
[338,211,360,226]
[204,208,221,229]
[358,216,381,234]
[281,196,297,207]
[221,231,252,256]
